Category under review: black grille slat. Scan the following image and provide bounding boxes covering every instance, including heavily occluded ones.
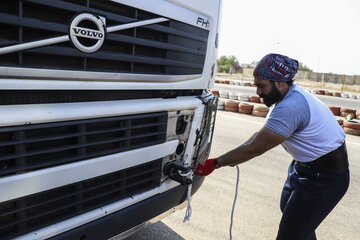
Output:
[0,129,164,162]
[0,90,203,105]
[0,122,164,148]
[142,24,208,43]
[106,34,206,56]
[0,112,164,132]
[0,132,81,147]
[0,159,162,240]
[0,191,77,219]
[0,13,68,34]
[27,46,204,69]
[0,137,128,162]
[26,0,141,30]
[0,112,167,176]
[0,0,209,75]
[14,144,146,172]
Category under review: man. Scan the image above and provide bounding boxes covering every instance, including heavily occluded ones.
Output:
[196,53,349,240]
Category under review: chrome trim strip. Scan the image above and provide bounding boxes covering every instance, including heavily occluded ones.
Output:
[0,36,69,55]
[0,96,203,127]
[0,67,201,82]
[0,78,204,90]
[0,17,168,55]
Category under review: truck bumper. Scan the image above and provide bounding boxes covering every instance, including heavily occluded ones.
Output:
[50,176,205,240]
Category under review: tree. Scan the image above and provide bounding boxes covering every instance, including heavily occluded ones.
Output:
[250,60,259,66]
[298,62,313,72]
[217,55,238,73]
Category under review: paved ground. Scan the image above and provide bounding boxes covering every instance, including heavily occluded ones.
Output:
[126,111,360,240]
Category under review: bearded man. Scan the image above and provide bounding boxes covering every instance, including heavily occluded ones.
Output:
[196,53,349,240]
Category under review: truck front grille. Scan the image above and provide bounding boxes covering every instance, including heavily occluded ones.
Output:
[0,0,209,75]
[0,112,167,177]
[0,159,162,240]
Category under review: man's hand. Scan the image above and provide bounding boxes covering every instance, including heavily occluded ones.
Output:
[195,158,219,176]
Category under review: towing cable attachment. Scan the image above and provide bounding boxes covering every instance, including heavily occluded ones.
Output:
[163,161,194,222]
[163,161,193,186]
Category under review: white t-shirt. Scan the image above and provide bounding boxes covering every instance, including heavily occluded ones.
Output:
[265,83,345,162]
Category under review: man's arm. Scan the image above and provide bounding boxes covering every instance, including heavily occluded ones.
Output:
[217,126,286,167]
[243,131,258,145]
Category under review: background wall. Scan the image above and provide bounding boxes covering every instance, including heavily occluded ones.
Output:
[294,71,360,85]
[231,67,360,86]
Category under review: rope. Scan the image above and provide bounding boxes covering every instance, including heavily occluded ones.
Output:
[230,166,240,240]
[183,169,194,223]
[183,183,193,223]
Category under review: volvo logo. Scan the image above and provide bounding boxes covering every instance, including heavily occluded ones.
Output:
[69,13,106,53]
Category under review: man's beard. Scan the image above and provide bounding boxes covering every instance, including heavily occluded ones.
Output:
[259,82,282,107]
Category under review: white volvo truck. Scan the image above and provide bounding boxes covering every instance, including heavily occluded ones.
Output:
[0,0,222,239]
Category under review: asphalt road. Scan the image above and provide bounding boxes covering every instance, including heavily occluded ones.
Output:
[213,83,360,110]
[126,110,360,240]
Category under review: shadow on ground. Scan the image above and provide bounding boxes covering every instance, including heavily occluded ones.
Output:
[125,221,185,240]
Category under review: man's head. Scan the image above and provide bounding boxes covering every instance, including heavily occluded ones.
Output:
[253,53,299,107]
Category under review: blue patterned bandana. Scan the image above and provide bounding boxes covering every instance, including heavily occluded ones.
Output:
[253,53,299,82]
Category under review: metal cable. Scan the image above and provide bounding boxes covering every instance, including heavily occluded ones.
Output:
[230,166,240,240]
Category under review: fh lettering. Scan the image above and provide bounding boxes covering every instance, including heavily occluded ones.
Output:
[196,17,209,28]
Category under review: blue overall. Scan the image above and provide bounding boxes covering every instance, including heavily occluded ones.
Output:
[276,161,349,240]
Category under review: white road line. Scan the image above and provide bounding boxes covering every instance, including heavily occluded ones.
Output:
[346,140,360,146]
[219,112,264,125]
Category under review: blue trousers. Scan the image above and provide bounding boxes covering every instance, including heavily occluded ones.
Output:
[276,160,349,240]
